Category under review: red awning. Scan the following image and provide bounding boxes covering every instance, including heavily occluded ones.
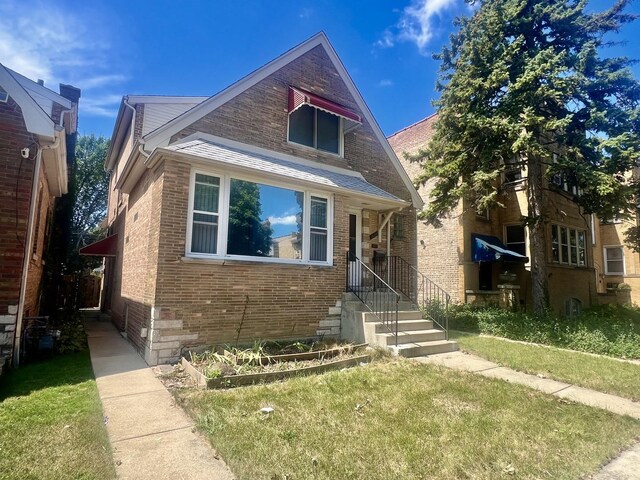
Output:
[288,87,362,124]
[79,234,118,257]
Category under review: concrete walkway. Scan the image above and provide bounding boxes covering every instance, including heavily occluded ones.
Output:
[592,441,640,480]
[86,319,234,480]
[417,351,640,420]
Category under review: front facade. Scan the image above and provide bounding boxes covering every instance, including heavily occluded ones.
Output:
[390,115,597,315]
[0,65,79,368]
[100,34,421,365]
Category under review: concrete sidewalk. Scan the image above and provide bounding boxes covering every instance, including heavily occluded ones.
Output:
[86,319,234,480]
[417,351,640,420]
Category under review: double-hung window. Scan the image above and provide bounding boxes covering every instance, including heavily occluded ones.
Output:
[187,170,333,264]
[604,246,624,275]
[504,225,526,256]
[551,225,586,266]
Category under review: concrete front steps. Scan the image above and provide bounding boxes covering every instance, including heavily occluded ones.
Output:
[341,292,458,358]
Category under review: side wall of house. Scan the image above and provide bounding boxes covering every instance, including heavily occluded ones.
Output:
[389,117,462,302]
[0,88,37,360]
[24,169,54,317]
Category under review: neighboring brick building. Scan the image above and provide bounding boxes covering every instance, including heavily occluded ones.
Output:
[389,115,597,315]
[91,33,421,365]
[0,64,79,369]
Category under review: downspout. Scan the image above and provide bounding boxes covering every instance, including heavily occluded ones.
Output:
[123,97,136,143]
[12,136,54,365]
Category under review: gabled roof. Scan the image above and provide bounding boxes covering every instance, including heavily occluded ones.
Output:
[0,63,56,139]
[158,135,406,206]
[140,32,423,209]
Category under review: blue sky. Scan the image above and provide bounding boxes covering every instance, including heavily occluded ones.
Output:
[1,0,638,139]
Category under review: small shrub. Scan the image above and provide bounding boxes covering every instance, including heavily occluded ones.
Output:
[449,303,640,359]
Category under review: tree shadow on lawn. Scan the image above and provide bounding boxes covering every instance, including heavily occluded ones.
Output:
[0,350,95,401]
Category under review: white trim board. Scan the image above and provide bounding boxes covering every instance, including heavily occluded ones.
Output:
[140,32,423,209]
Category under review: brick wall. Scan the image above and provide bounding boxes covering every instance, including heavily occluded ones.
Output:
[24,169,54,316]
[389,115,462,301]
[0,88,37,358]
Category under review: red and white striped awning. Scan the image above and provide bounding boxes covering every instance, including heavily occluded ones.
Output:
[288,87,362,128]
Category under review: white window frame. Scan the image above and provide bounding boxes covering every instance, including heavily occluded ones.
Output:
[186,168,334,266]
[287,105,344,157]
[551,224,586,266]
[603,245,625,275]
[502,155,525,185]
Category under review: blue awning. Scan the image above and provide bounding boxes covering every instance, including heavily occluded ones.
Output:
[472,234,528,263]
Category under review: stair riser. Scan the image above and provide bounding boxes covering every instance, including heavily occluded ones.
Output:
[374,320,433,333]
[362,311,424,322]
[376,330,446,346]
[396,342,458,357]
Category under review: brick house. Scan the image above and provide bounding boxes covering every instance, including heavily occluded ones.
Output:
[0,64,79,368]
[90,33,423,365]
[592,211,640,304]
[389,114,597,315]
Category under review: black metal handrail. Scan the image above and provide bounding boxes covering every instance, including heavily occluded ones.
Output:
[346,253,400,345]
[374,255,451,340]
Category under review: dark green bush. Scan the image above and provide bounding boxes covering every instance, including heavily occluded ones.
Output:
[449,303,640,359]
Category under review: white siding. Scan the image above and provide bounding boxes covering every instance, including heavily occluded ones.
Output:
[142,102,205,136]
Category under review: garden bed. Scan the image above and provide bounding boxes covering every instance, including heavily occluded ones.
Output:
[182,341,370,389]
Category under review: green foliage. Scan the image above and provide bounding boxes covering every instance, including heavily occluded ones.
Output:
[450,303,640,358]
[53,306,88,353]
[72,134,110,235]
[416,0,640,225]
[227,180,273,256]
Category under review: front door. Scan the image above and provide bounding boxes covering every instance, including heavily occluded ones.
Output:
[348,211,362,287]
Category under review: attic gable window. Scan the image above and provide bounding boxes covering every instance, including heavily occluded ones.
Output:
[287,87,361,156]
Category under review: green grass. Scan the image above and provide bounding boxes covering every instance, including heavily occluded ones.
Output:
[451,331,640,401]
[0,351,115,480]
[448,304,640,359]
[176,359,640,480]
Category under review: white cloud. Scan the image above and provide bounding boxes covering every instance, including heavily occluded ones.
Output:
[0,0,126,118]
[81,95,123,118]
[378,0,458,54]
[378,79,394,87]
[268,215,298,226]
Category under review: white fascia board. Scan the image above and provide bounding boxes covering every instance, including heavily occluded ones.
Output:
[0,64,55,138]
[40,129,68,196]
[6,67,72,109]
[126,95,209,104]
[105,99,130,172]
[140,32,423,209]
[171,132,365,179]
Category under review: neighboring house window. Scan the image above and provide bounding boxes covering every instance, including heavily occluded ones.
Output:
[600,214,624,225]
[505,225,526,256]
[503,156,524,184]
[604,246,624,275]
[288,104,342,155]
[187,170,332,264]
[565,298,582,317]
[476,207,490,221]
[392,215,406,239]
[550,153,583,196]
[551,225,586,266]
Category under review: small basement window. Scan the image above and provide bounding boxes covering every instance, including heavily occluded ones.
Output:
[565,298,582,317]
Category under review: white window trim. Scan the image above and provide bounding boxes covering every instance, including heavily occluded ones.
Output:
[186,168,334,266]
[287,106,344,157]
[551,224,586,267]
[603,245,625,275]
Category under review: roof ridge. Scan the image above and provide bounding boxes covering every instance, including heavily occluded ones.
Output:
[387,112,438,139]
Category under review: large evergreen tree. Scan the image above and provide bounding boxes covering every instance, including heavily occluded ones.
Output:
[414,0,640,313]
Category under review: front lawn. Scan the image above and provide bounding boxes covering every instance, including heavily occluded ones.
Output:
[0,351,115,480]
[451,331,640,401]
[448,304,640,359]
[177,359,640,480]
